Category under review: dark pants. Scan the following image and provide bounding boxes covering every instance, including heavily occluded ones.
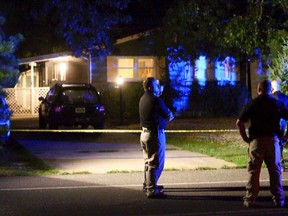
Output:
[140,128,166,193]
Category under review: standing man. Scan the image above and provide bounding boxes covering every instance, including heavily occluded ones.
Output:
[271,80,288,135]
[236,79,288,208]
[271,80,288,168]
[139,77,174,198]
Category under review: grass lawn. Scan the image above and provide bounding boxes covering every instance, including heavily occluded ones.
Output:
[167,131,288,169]
[0,140,59,176]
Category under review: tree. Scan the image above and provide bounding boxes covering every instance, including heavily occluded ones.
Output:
[163,0,229,61]
[47,0,131,57]
[268,39,288,94]
[0,16,23,90]
[0,0,68,58]
[162,0,288,92]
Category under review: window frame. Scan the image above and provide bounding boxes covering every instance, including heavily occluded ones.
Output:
[116,56,156,81]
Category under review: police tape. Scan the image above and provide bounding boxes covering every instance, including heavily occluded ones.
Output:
[10,129,238,133]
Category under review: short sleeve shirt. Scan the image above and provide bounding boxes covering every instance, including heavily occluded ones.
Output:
[139,91,172,129]
[239,94,288,139]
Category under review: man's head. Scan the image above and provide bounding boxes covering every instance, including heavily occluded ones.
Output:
[143,77,161,96]
[257,79,272,95]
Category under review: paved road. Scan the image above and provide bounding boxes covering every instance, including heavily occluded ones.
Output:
[1,169,288,216]
[5,116,288,215]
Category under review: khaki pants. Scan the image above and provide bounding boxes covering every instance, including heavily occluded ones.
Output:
[140,128,166,192]
[244,136,285,203]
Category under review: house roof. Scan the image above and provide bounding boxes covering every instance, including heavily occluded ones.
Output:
[116,31,150,45]
[19,51,74,65]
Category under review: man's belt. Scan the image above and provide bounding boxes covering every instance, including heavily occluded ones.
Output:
[142,127,164,132]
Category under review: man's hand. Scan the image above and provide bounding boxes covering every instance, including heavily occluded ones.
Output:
[167,110,174,122]
[243,137,252,144]
[236,119,251,144]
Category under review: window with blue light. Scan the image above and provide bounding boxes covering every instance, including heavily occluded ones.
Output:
[168,55,237,113]
[195,55,207,86]
[215,56,236,85]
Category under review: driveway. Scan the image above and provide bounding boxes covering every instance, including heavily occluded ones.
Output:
[11,116,237,174]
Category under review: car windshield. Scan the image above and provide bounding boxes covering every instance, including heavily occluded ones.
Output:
[61,88,99,104]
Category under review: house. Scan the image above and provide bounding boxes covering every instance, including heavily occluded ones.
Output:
[94,31,262,114]
[18,51,89,88]
[9,31,261,116]
[4,52,90,115]
[16,31,261,93]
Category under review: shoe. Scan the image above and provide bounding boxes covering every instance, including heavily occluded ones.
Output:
[142,183,146,192]
[146,191,167,199]
[243,200,255,208]
[143,185,164,192]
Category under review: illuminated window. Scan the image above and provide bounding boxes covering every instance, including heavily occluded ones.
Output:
[195,55,207,86]
[118,58,134,78]
[59,63,67,81]
[215,56,236,85]
[138,58,154,78]
[52,65,58,81]
[116,57,155,80]
[51,63,67,81]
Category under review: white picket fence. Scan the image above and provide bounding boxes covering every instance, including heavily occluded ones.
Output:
[4,87,49,116]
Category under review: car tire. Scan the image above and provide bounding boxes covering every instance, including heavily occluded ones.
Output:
[39,115,47,129]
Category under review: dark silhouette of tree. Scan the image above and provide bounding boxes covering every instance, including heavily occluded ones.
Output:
[0,17,23,89]
[162,0,288,94]
[268,39,288,94]
[47,0,131,57]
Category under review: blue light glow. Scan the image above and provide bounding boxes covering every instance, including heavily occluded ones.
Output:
[168,55,237,113]
[168,60,192,112]
[215,56,236,85]
[195,55,207,86]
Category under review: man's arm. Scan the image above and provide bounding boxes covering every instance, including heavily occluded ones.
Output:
[167,108,174,122]
[158,98,174,122]
[236,119,251,144]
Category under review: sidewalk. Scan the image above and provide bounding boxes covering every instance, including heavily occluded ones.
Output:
[11,116,238,174]
[18,133,236,174]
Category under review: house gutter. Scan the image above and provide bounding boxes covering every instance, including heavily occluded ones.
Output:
[18,51,73,65]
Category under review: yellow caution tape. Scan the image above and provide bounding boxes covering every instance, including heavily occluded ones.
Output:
[10,129,238,133]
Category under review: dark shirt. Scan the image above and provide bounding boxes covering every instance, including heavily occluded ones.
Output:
[239,94,288,139]
[139,91,171,130]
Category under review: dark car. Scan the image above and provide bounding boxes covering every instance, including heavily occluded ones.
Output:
[38,83,105,129]
[0,95,11,144]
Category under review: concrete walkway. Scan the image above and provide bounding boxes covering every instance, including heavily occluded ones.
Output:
[18,133,236,174]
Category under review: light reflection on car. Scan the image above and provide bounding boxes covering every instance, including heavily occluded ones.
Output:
[0,95,11,145]
[38,83,105,129]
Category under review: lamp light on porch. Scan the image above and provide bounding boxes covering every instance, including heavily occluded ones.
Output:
[116,76,124,86]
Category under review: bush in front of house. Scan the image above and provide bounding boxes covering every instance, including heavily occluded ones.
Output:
[95,82,143,124]
[96,80,250,123]
[184,80,249,117]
